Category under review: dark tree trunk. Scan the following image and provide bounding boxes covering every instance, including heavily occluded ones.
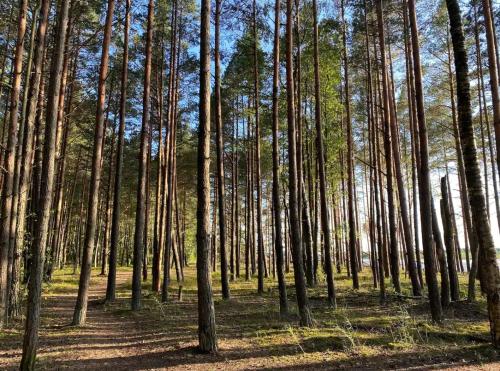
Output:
[214,0,230,299]
[271,0,288,316]
[286,0,313,326]
[407,0,442,322]
[312,0,336,306]
[73,0,115,325]
[21,0,70,365]
[376,0,400,294]
[341,0,359,290]
[106,0,129,302]
[131,0,153,311]
[197,0,217,353]
[446,0,500,347]
[440,176,460,301]
[0,0,28,325]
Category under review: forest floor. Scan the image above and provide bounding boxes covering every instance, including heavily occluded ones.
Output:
[0,265,499,370]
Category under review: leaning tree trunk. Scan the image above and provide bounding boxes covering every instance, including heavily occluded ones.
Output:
[445,0,500,348]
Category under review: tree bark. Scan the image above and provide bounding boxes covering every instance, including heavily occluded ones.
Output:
[214,0,230,299]
[21,0,71,365]
[441,176,460,301]
[407,0,442,321]
[197,0,217,352]
[271,0,288,316]
[106,0,129,302]
[286,0,312,326]
[131,0,153,311]
[0,0,28,326]
[446,0,500,347]
[73,0,115,325]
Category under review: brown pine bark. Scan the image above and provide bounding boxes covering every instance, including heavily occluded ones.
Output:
[407,0,442,321]
[481,0,500,184]
[272,0,288,315]
[445,31,475,278]
[286,0,312,326]
[21,0,71,365]
[73,0,115,325]
[312,0,336,305]
[197,0,217,353]
[441,176,460,301]
[0,0,28,326]
[106,0,130,302]
[214,0,230,299]
[131,0,153,311]
[341,0,359,290]
[252,0,265,295]
[375,0,400,294]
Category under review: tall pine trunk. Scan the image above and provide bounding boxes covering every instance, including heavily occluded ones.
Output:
[407,0,442,321]
[272,0,288,316]
[445,0,500,348]
[73,0,115,325]
[197,0,217,353]
[21,0,71,365]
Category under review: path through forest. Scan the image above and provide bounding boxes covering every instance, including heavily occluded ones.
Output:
[1,267,499,370]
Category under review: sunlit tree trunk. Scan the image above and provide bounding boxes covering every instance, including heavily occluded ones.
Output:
[286,0,312,326]
[214,0,230,299]
[0,0,28,326]
[73,0,115,325]
[197,0,217,352]
[106,0,129,302]
[21,0,71,365]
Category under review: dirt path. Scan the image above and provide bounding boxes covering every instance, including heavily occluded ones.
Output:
[1,268,499,370]
[0,271,200,370]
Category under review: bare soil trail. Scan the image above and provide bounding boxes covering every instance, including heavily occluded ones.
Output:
[0,267,498,370]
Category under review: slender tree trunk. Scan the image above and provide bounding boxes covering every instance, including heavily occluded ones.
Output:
[0,0,28,326]
[407,0,442,321]
[197,0,217,352]
[73,0,115,325]
[441,176,460,301]
[341,0,359,290]
[481,0,500,183]
[271,0,288,315]
[106,0,129,302]
[252,0,265,295]
[21,0,71,366]
[286,0,312,326]
[131,0,153,311]
[375,0,401,294]
[446,32,476,278]
[214,0,230,299]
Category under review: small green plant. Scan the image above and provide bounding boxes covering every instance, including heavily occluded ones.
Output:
[387,305,423,348]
